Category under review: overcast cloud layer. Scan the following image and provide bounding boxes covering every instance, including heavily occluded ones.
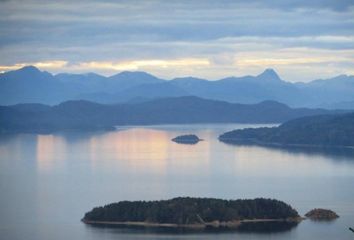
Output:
[0,0,353,82]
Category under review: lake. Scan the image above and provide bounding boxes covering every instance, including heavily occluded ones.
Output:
[0,124,354,240]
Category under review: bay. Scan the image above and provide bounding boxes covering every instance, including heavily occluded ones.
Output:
[0,124,353,240]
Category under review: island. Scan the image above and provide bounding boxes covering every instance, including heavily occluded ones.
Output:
[82,197,301,229]
[172,134,202,144]
[305,209,339,221]
[219,112,354,147]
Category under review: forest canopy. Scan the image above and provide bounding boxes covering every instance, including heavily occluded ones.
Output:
[83,197,299,225]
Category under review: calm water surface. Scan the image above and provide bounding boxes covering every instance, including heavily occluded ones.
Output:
[0,124,354,240]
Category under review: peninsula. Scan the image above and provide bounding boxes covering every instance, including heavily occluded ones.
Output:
[219,112,354,147]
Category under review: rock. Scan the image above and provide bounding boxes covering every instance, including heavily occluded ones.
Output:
[305,208,339,221]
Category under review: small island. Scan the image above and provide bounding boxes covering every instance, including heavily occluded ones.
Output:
[305,209,339,221]
[82,197,301,229]
[172,134,202,144]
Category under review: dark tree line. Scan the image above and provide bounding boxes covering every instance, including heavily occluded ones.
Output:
[83,197,299,224]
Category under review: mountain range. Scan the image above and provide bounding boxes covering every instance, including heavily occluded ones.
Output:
[1,66,354,108]
[0,96,342,133]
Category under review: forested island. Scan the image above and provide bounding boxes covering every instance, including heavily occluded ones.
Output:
[82,197,301,229]
[172,135,202,144]
[219,112,354,147]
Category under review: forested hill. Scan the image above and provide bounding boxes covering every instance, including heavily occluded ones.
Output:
[0,96,341,133]
[219,112,354,147]
[83,197,299,225]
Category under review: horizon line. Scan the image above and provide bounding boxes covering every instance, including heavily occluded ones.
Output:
[1,65,351,83]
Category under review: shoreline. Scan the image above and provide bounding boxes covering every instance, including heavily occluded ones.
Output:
[82,217,304,229]
[218,137,354,149]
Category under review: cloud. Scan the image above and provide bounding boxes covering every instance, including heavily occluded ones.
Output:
[76,58,210,71]
[0,61,68,72]
[0,58,211,77]
[0,0,353,81]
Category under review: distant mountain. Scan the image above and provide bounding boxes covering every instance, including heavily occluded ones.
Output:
[55,72,107,93]
[219,112,354,147]
[0,66,70,105]
[300,75,354,109]
[1,66,354,108]
[56,70,165,102]
[108,71,163,89]
[0,66,164,105]
[56,71,163,93]
[75,82,187,104]
[320,101,354,110]
[0,96,341,133]
[170,69,304,105]
[105,82,188,103]
[256,68,282,82]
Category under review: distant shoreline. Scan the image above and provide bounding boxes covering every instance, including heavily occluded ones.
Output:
[218,137,354,149]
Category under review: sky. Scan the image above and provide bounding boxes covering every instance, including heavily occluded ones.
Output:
[0,0,353,82]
